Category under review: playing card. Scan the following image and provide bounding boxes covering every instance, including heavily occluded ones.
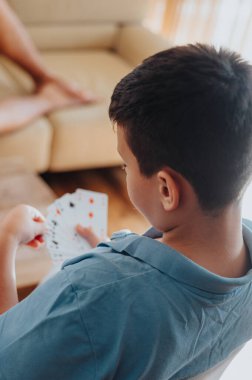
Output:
[45,189,108,267]
[74,189,108,240]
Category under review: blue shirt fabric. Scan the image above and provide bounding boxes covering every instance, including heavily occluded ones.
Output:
[1,222,252,380]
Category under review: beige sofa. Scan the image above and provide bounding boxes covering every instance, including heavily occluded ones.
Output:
[0,0,169,172]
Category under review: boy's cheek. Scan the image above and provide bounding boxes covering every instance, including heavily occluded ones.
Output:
[126,172,155,219]
[127,182,147,216]
[126,180,135,206]
[126,178,140,209]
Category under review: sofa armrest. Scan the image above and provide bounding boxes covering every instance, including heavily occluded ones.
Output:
[115,25,171,67]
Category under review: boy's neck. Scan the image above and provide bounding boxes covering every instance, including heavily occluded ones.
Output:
[161,203,251,278]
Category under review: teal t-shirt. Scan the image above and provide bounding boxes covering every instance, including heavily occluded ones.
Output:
[1,222,252,379]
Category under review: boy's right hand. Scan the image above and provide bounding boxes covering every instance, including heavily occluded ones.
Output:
[76,225,106,248]
[1,204,46,250]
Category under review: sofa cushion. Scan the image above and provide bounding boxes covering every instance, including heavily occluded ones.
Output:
[116,25,171,67]
[8,0,149,24]
[0,118,52,172]
[36,50,132,171]
[27,24,119,51]
[49,105,122,171]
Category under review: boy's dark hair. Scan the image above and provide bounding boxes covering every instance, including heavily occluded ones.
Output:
[109,44,252,211]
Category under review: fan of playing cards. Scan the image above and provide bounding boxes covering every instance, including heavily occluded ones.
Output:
[45,189,108,267]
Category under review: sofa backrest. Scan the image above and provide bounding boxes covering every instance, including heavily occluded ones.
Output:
[8,0,150,50]
[8,0,149,24]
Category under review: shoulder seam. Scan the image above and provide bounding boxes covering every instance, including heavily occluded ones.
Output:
[74,268,155,296]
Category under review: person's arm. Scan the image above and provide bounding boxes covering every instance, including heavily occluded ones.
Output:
[0,266,96,379]
[0,205,45,314]
[0,205,97,379]
[0,234,18,312]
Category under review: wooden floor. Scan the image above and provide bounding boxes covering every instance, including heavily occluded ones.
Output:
[42,166,150,237]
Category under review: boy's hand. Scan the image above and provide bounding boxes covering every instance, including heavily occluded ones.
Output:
[0,205,45,313]
[76,224,107,248]
[1,205,46,249]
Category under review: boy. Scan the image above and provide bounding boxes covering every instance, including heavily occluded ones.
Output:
[1,44,252,379]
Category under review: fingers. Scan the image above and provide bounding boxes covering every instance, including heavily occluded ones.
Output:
[26,239,40,249]
[29,206,45,221]
[35,234,45,243]
[76,224,100,248]
[33,217,46,233]
[33,216,45,223]
[29,207,46,232]
[27,207,46,247]
[26,235,44,249]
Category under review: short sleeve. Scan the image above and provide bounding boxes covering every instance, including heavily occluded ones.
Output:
[0,269,96,380]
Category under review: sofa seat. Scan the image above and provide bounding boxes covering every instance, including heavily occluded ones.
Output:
[0,118,52,172]
[42,50,132,170]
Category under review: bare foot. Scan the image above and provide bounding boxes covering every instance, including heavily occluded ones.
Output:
[0,78,99,135]
[36,79,98,112]
[53,77,99,104]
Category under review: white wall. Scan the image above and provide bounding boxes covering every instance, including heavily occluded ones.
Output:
[221,340,252,379]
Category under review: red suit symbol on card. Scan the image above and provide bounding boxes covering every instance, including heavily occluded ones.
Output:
[56,209,61,215]
[88,212,94,219]
[89,198,94,204]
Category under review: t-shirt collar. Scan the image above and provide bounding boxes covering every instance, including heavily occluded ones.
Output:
[105,220,252,294]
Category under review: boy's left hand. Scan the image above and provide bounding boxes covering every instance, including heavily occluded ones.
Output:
[1,204,46,249]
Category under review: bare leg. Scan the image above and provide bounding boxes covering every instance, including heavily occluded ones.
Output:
[0,94,54,134]
[0,0,98,104]
[0,80,98,134]
[0,0,52,83]
[0,0,98,134]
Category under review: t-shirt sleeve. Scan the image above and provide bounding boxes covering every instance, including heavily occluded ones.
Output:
[0,269,96,380]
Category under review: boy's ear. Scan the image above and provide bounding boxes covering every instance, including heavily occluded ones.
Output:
[157,169,180,211]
